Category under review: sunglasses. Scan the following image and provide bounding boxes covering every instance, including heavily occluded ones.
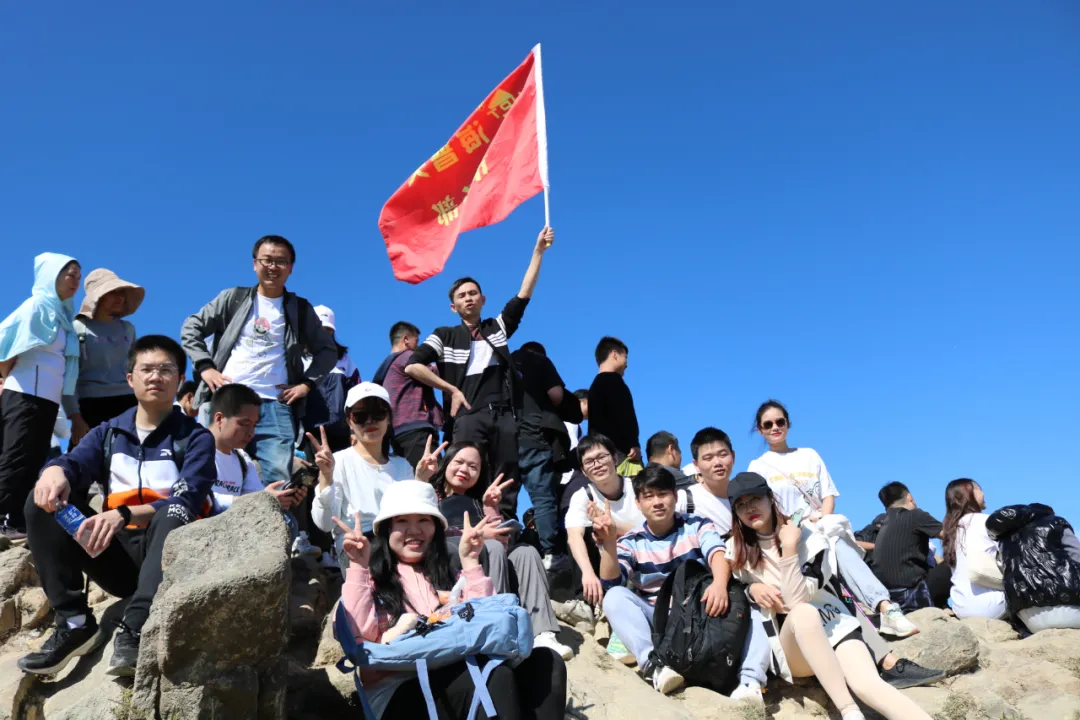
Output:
[349,408,389,425]
[760,417,787,431]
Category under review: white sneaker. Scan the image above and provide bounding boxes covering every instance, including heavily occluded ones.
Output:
[879,605,919,638]
[730,680,764,705]
[606,633,636,665]
[553,599,594,627]
[534,631,574,660]
[543,553,571,572]
[651,665,684,695]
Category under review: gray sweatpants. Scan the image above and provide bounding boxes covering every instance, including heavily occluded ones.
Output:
[485,540,560,636]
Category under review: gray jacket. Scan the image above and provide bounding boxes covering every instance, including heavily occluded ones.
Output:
[180,286,336,416]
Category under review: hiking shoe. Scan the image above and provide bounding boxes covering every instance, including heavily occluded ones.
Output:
[879,605,920,638]
[542,553,571,573]
[0,521,26,544]
[107,622,141,677]
[291,531,320,558]
[880,658,946,689]
[651,665,685,695]
[729,679,764,705]
[535,631,574,660]
[553,599,594,627]
[18,617,101,676]
[605,633,636,665]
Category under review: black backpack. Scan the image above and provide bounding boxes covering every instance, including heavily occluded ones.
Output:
[649,560,750,695]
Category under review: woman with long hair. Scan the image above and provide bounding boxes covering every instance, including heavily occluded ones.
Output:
[941,479,1007,619]
[726,472,932,720]
[337,480,568,719]
[431,441,573,660]
[0,254,81,539]
[310,382,436,565]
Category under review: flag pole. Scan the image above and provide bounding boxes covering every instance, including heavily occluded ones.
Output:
[533,43,550,227]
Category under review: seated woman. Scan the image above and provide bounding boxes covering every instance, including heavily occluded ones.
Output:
[337,480,567,720]
[941,479,1008,620]
[726,473,931,720]
[987,503,1080,632]
[431,441,573,660]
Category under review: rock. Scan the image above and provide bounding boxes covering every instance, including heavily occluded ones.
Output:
[961,616,1020,644]
[0,650,43,720]
[288,554,329,638]
[1016,693,1080,720]
[0,600,16,637]
[86,582,109,607]
[16,587,49,630]
[0,536,11,553]
[313,600,344,668]
[889,607,979,676]
[677,686,758,719]
[0,548,35,599]
[132,493,291,719]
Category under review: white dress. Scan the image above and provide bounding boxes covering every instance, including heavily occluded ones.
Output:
[949,513,1008,619]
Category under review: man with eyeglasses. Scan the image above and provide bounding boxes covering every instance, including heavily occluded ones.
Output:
[181,235,336,488]
[19,335,216,678]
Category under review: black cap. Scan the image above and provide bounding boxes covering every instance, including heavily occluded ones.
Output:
[728,472,771,503]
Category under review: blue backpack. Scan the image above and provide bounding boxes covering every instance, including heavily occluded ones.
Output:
[334,593,533,720]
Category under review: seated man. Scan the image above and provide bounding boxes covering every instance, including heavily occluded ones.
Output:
[872,482,944,611]
[679,427,945,690]
[596,463,771,698]
[207,383,307,516]
[19,335,216,677]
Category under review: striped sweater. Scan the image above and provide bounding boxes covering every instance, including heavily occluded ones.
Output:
[603,513,726,605]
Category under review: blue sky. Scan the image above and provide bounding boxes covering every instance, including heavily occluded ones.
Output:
[2,1,1078,530]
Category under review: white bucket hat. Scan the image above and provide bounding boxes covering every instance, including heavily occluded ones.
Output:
[373,480,448,533]
[314,304,336,331]
[345,382,391,412]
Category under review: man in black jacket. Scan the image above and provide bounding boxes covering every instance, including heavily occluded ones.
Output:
[406,227,554,516]
[512,341,581,569]
[588,337,640,465]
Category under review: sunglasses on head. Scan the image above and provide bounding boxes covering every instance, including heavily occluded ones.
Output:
[760,417,787,431]
[349,408,389,425]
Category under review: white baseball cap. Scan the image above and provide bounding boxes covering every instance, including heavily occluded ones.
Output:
[345,381,391,412]
[314,304,336,331]
[373,480,448,533]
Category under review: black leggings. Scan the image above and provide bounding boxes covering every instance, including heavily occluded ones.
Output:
[382,648,567,720]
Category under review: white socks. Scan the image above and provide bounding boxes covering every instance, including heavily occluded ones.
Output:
[840,709,866,720]
[66,614,87,629]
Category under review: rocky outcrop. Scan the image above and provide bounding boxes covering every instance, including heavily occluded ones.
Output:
[132,492,291,719]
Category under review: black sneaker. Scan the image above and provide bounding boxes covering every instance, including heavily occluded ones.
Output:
[107,622,141,677]
[881,658,946,689]
[18,617,101,676]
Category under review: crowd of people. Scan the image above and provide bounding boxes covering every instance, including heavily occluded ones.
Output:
[1,231,1078,720]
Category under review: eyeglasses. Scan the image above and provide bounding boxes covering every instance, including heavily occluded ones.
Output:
[761,417,787,431]
[349,409,389,425]
[256,257,291,269]
[582,452,612,470]
[135,363,179,379]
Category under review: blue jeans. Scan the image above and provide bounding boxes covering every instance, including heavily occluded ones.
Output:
[518,447,558,555]
[602,585,770,686]
[834,540,889,611]
[247,400,296,487]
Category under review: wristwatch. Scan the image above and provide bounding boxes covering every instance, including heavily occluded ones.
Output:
[116,505,133,525]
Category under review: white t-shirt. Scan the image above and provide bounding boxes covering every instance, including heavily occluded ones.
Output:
[748,447,839,517]
[676,485,733,535]
[212,449,264,514]
[222,294,288,400]
[4,328,68,403]
[565,476,645,530]
[949,513,1008,619]
[310,451,413,535]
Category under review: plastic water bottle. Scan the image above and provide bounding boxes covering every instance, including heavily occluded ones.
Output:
[55,502,103,558]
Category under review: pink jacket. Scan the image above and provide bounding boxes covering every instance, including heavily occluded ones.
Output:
[342,563,494,643]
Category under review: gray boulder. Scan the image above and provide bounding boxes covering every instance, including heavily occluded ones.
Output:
[889,607,979,676]
[133,492,291,719]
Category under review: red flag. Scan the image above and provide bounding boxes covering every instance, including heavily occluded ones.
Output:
[379,45,549,284]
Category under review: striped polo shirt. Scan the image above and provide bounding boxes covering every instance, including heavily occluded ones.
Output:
[603,514,725,605]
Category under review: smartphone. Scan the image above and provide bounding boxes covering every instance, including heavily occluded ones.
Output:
[498,519,524,533]
[792,509,806,528]
[284,465,319,491]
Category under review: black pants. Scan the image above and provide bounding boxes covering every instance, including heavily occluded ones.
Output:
[452,407,520,519]
[24,494,194,630]
[927,562,952,609]
[0,390,59,528]
[392,427,439,469]
[78,394,137,430]
[383,649,567,720]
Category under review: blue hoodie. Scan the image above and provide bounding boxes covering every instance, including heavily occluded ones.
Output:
[0,253,81,397]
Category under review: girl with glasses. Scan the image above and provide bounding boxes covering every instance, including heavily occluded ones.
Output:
[310,382,437,566]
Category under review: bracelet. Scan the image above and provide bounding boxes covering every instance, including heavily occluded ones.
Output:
[116,505,133,525]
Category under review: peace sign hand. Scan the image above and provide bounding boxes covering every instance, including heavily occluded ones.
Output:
[333,513,370,568]
[459,514,507,570]
[482,474,514,509]
[306,426,335,487]
[414,435,448,483]
[590,499,617,546]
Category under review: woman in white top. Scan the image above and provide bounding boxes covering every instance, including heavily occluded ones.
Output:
[0,254,82,537]
[309,382,436,566]
[941,478,1008,620]
[748,400,839,520]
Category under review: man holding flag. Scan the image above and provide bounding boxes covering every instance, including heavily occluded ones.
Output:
[405,227,554,519]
